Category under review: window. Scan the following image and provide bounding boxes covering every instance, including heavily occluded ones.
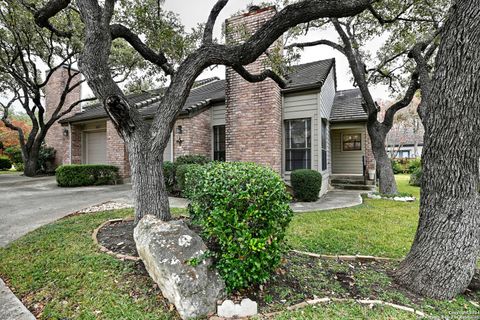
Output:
[321,119,328,171]
[285,118,311,171]
[213,125,226,161]
[342,133,362,151]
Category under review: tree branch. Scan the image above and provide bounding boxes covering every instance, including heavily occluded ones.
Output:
[203,0,229,44]
[383,72,419,128]
[285,39,345,54]
[33,0,72,37]
[232,65,287,89]
[110,23,175,76]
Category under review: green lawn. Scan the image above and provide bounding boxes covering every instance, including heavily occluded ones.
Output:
[0,175,478,319]
[287,174,419,258]
[0,169,21,175]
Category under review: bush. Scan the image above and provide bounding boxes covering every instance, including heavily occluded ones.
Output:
[290,169,323,202]
[14,162,24,172]
[0,156,12,170]
[4,146,22,164]
[175,163,200,195]
[391,160,404,174]
[56,165,119,187]
[38,146,56,173]
[162,161,175,192]
[409,167,422,187]
[175,154,210,166]
[407,158,421,174]
[185,162,293,292]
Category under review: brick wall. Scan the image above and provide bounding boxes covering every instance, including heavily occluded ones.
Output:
[44,67,82,166]
[70,124,82,164]
[106,120,130,178]
[225,6,283,172]
[364,129,376,176]
[173,109,212,159]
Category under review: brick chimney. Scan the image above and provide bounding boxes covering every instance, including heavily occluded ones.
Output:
[225,6,283,172]
[44,66,82,166]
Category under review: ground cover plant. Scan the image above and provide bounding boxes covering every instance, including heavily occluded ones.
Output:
[1,176,478,319]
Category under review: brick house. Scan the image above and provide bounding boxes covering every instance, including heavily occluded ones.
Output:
[45,6,376,196]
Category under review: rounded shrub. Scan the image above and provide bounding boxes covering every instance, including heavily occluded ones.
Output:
[407,158,421,174]
[0,156,12,170]
[56,165,119,187]
[162,161,175,192]
[4,146,23,164]
[409,167,422,187]
[175,154,210,166]
[175,163,201,195]
[290,169,322,202]
[391,160,404,174]
[185,162,293,292]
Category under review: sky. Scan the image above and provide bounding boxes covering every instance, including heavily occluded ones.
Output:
[163,0,390,100]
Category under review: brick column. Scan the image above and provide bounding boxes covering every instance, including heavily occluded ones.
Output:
[364,129,376,177]
[106,121,130,178]
[44,67,81,166]
[225,6,283,172]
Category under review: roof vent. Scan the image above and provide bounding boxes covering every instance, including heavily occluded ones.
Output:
[248,5,261,12]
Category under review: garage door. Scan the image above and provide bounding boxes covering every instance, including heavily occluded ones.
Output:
[85,131,107,164]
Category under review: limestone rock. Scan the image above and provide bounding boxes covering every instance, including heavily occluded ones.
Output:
[134,215,226,319]
[217,298,258,318]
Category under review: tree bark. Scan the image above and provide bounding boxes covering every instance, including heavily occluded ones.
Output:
[368,122,397,194]
[394,0,480,299]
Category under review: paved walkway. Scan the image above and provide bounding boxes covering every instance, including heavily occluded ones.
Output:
[0,279,35,320]
[290,189,364,213]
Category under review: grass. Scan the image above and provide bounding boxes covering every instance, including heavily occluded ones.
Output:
[287,174,419,258]
[0,175,478,319]
[0,169,21,175]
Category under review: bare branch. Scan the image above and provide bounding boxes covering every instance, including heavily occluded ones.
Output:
[110,23,175,76]
[203,0,229,44]
[285,39,345,54]
[33,0,72,37]
[232,65,287,89]
[383,72,419,128]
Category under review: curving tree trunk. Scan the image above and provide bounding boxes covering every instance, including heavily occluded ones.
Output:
[368,122,397,194]
[394,0,480,299]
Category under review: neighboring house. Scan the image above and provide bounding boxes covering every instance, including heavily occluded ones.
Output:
[45,6,376,196]
[386,143,424,159]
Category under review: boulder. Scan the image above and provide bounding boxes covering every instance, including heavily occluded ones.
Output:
[134,215,226,319]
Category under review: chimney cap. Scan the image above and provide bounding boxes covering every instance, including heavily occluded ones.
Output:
[248,5,261,12]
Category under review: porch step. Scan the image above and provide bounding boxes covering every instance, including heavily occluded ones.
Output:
[331,179,374,185]
[331,183,376,191]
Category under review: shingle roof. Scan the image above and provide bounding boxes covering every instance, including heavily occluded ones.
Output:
[330,89,368,122]
[62,59,337,123]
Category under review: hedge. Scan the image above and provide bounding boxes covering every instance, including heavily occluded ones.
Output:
[56,165,119,187]
[185,162,293,292]
[409,167,422,187]
[0,156,12,170]
[291,169,323,202]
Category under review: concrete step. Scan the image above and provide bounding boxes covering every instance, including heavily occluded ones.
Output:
[331,179,375,186]
[331,183,376,191]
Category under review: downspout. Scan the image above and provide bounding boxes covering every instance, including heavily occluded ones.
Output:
[68,123,72,164]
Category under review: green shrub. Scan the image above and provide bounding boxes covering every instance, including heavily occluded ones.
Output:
[175,163,200,194]
[409,167,422,187]
[185,162,293,292]
[38,146,56,173]
[175,154,210,166]
[4,146,23,164]
[391,160,404,174]
[162,161,175,192]
[407,158,421,174]
[290,169,323,202]
[56,165,119,187]
[0,156,12,170]
[14,162,24,172]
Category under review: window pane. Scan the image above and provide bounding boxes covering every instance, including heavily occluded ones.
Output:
[284,118,311,171]
[213,125,226,161]
[343,133,362,151]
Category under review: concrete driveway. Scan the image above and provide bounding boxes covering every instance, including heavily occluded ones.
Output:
[0,174,132,247]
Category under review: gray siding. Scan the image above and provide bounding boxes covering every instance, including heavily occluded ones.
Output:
[283,90,319,177]
[319,69,336,119]
[331,126,366,175]
[212,104,226,126]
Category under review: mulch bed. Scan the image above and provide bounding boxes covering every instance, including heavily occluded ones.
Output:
[95,220,480,315]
